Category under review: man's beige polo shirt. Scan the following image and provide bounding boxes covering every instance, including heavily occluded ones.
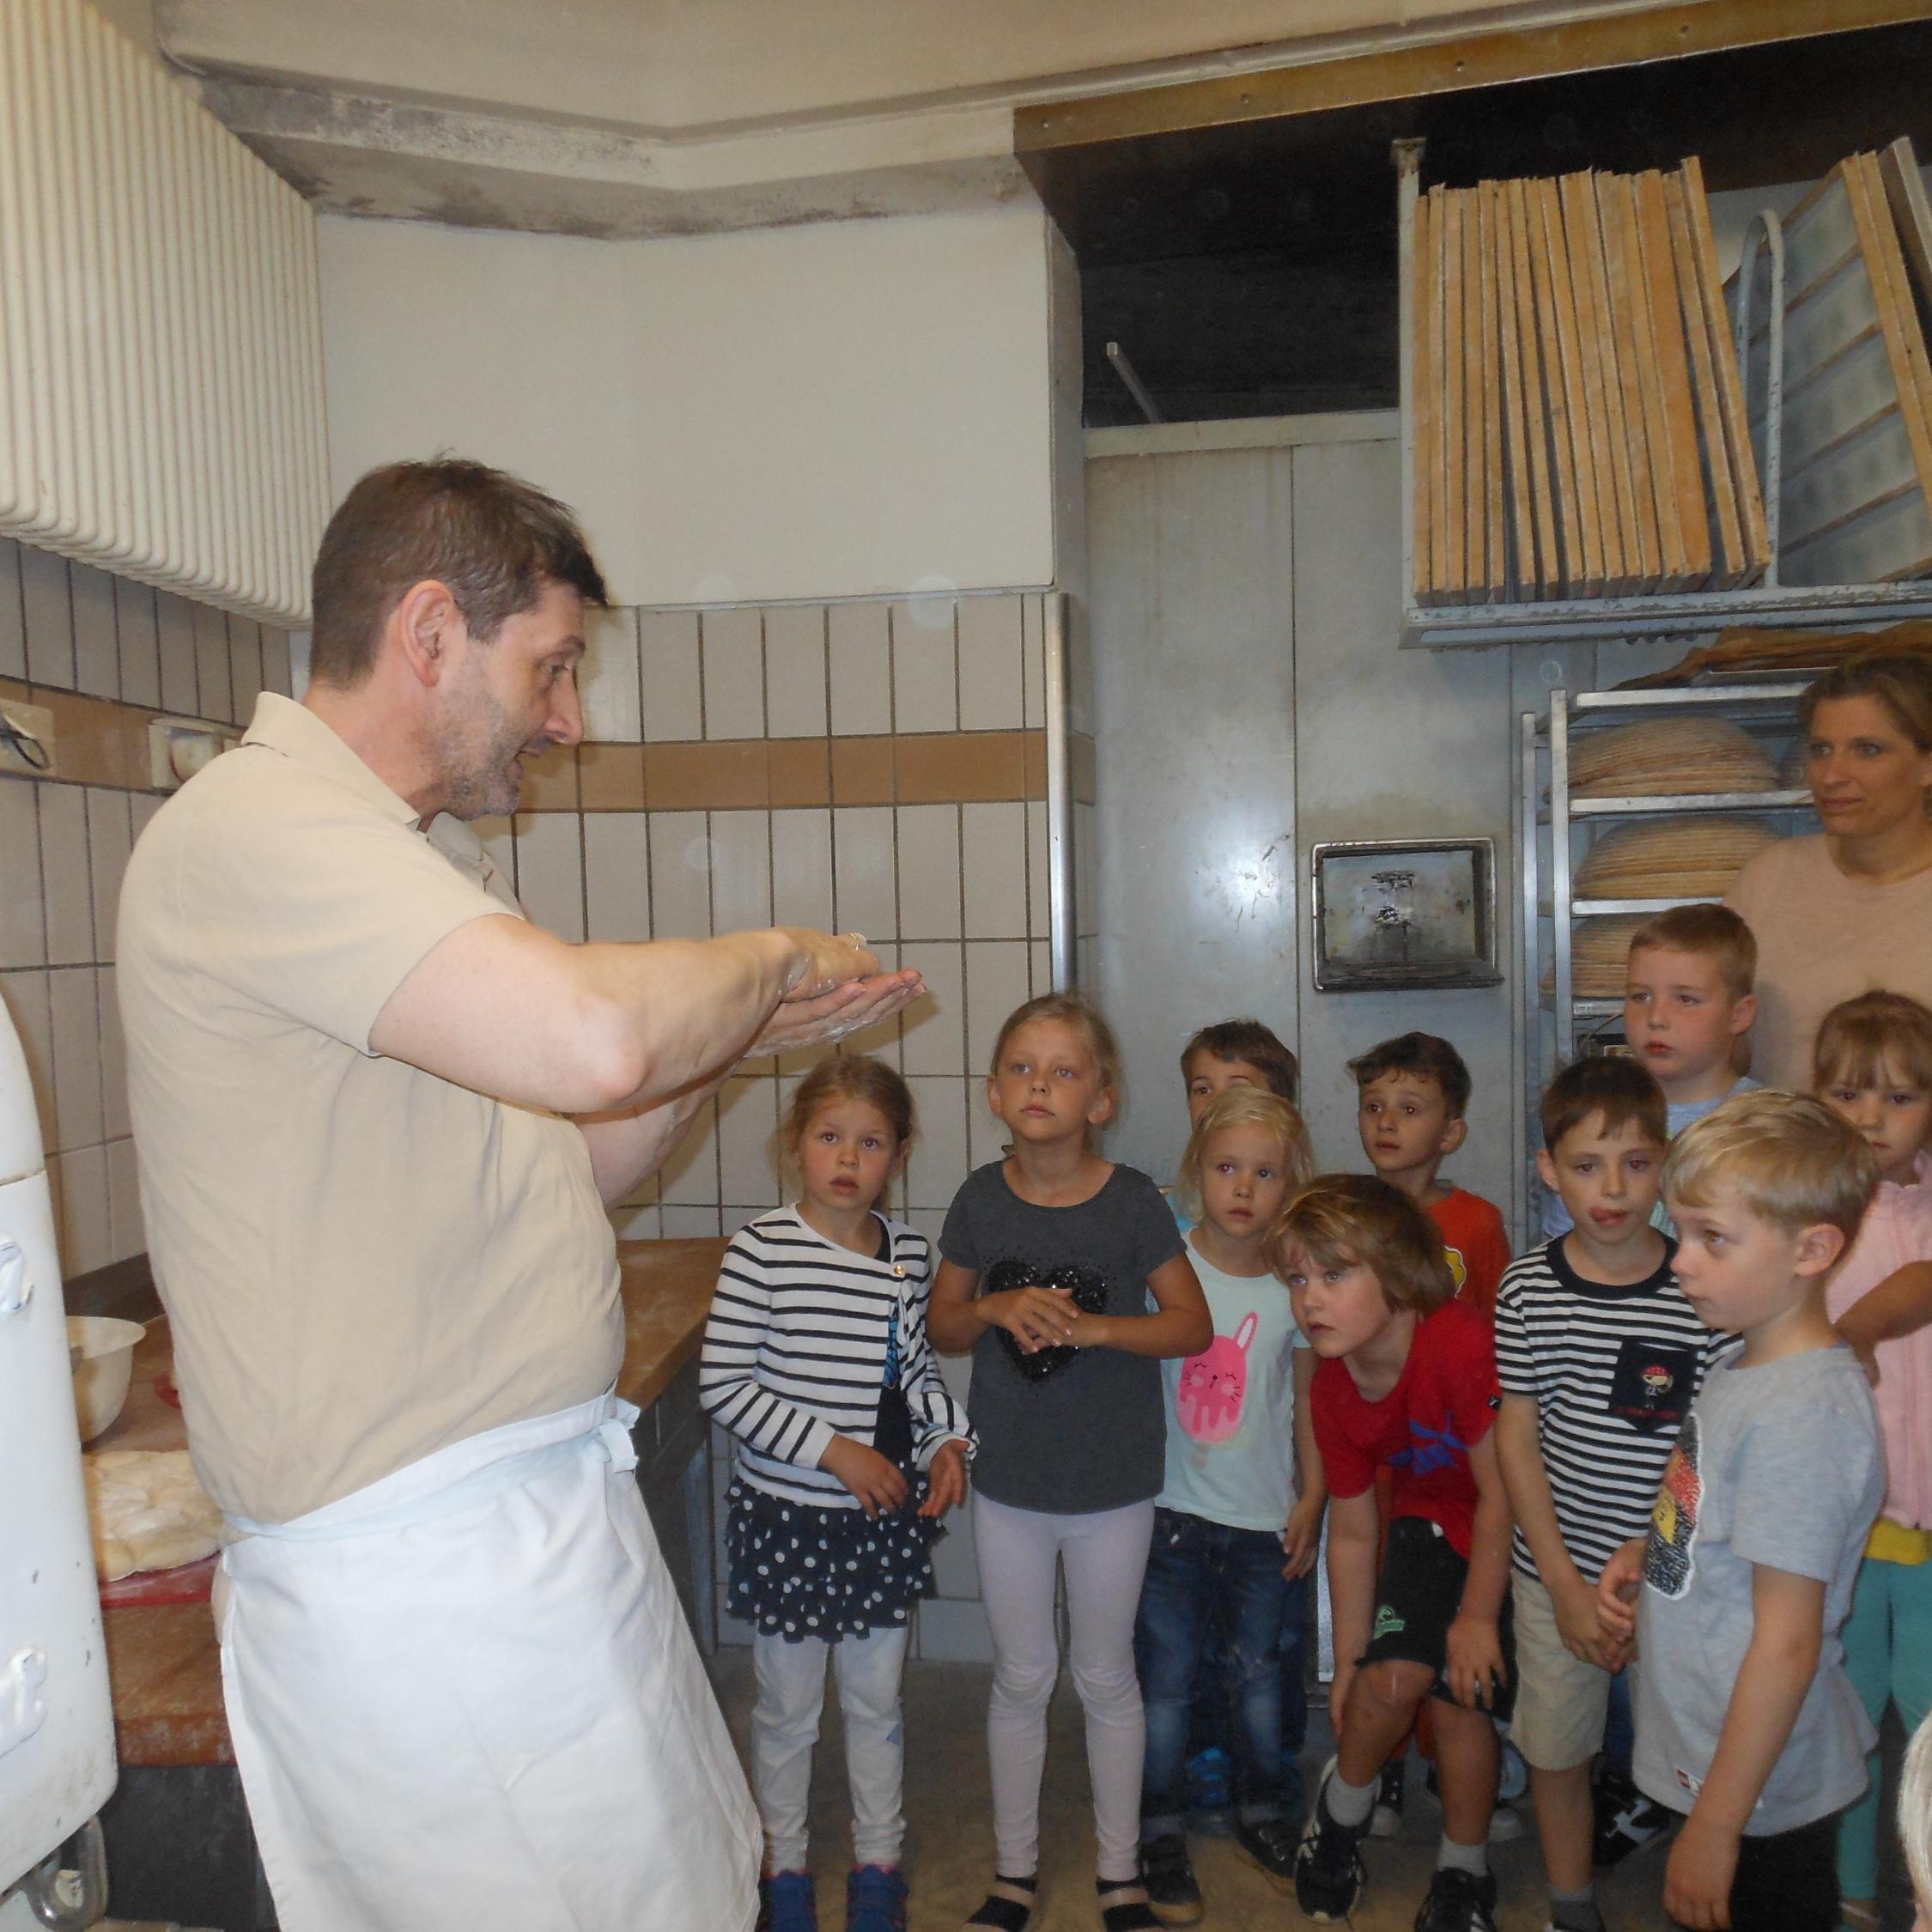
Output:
[118,693,623,1524]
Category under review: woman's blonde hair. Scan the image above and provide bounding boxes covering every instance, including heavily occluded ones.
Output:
[778,1053,916,1171]
[1662,1089,1879,1243]
[1172,1089,1314,1224]
[1903,1709,1932,1925]
[1265,1174,1455,1315]
[1801,651,1932,752]
[1814,989,1932,1097]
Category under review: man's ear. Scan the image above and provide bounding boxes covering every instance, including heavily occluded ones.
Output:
[392,580,462,689]
[1439,1114,1469,1159]
[1793,1220,1849,1280]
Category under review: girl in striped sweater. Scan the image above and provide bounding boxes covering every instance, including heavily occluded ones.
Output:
[700,1055,975,1932]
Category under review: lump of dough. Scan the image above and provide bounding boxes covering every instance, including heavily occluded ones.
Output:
[82,1449,222,1580]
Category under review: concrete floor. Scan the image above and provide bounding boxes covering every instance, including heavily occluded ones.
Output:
[711,1650,1674,1932]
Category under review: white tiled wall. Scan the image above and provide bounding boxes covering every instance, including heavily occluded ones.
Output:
[0,538,293,1280]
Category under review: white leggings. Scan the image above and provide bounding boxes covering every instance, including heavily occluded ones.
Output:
[974,1492,1156,1884]
[751,1624,911,1874]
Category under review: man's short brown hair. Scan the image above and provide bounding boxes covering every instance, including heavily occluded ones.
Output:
[1181,1019,1299,1103]
[1266,1173,1455,1316]
[309,459,609,687]
[1346,1033,1473,1121]
[1626,903,1758,1001]
[1540,1054,1668,1151]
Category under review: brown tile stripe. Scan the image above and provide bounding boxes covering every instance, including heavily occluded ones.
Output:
[0,677,212,793]
[530,731,1050,812]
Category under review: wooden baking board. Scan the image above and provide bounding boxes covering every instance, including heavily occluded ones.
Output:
[1535,174,1602,593]
[1462,185,1489,599]
[1856,153,1932,458]
[1495,176,1544,595]
[1574,171,1654,592]
[1441,187,1469,604]
[1604,171,1686,590]
[1634,169,1713,587]
[1662,171,1744,586]
[1559,172,1630,593]
[1682,156,1770,580]
[1478,179,1510,600]
[1506,175,1563,597]
[1880,137,1932,325]
[1428,186,1454,602]
[1413,185,1436,602]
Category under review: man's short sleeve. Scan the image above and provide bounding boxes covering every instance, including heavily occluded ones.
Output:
[143,753,507,1054]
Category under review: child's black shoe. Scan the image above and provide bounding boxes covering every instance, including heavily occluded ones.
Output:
[1292,1761,1369,1923]
[1137,1836,1202,1926]
[1232,1814,1298,1888]
[1413,1865,1498,1932]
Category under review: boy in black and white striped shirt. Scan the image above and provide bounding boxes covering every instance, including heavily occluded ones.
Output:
[1494,1058,1731,1932]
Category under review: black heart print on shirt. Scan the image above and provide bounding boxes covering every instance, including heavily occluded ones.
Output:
[987,1258,1108,1382]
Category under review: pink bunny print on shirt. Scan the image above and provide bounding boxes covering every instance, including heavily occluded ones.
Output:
[1176,1310,1257,1444]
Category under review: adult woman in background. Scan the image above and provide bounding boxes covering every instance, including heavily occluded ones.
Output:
[1727,654,1932,1091]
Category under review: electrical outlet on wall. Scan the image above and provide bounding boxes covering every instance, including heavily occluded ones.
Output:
[149,716,241,791]
[0,696,56,778]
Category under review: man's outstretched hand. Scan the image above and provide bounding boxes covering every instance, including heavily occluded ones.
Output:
[745,962,926,1059]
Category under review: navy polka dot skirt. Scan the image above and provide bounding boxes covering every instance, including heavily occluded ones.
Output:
[726,1473,939,1642]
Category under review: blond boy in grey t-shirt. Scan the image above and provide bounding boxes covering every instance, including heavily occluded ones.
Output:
[1597,1092,1885,1932]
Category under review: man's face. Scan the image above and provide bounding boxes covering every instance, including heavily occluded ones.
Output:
[434,580,586,820]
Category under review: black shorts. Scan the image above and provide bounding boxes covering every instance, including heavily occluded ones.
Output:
[1358,1515,1516,1721]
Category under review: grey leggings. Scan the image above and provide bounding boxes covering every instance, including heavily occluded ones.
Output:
[973,1492,1156,1884]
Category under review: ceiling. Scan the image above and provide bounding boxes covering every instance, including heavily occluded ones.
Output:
[1026,19,1932,423]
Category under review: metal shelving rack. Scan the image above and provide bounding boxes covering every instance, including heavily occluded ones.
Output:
[1516,680,1817,1215]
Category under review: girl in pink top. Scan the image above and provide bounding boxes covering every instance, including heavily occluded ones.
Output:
[1816,992,1932,1928]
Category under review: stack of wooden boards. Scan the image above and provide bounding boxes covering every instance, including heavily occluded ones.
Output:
[1412,157,1770,606]
[1736,140,1932,586]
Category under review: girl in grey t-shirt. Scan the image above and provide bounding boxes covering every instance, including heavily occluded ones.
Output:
[928,993,1209,1932]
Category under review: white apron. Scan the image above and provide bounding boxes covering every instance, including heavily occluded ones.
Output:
[217,1391,759,1932]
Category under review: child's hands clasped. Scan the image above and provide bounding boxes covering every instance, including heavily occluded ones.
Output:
[1555,1574,1619,1670]
[1280,1494,1322,1579]
[988,1282,1081,1354]
[1444,1611,1506,1710]
[1595,1536,1645,1665]
[920,1439,969,1518]
[820,1436,909,1519]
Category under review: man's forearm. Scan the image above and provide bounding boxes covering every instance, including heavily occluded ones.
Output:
[579,1072,729,1207]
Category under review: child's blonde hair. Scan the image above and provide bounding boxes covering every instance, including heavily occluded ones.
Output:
[1172,1089,1314,1224]
[779,1054,916,1169]
[1662,1089,1879,1243]
[988,992,1123,1097]
[1266,1174,1455,1316]
[1814,990,1932,1097]
[1627,903,1758,1002]
[1903,1709,1932,1923]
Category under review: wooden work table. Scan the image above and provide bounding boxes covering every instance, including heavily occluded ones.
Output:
[96,1236,727,1768]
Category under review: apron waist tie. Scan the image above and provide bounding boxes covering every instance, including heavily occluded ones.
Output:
[226,1388,640,1544]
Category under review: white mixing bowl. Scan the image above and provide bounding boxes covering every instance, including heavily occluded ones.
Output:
[67,1315,144,1442]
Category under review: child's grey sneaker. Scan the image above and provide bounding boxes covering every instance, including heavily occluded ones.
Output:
[1292,1760,1369,1924]
[1137,1836,1202,1927]
[1413,1865,1498,1932]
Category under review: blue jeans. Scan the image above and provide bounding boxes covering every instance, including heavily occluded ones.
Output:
[1136,1507,1296,1837]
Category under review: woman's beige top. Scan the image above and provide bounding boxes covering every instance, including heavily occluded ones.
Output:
[118,694,623,1526]
[1726,833,1932,1091]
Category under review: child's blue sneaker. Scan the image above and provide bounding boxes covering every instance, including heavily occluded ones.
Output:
[845,1863,908,1932]
[759,1869,818,1932]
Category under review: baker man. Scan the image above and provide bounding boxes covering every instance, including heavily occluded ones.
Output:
[118,459,923,1932]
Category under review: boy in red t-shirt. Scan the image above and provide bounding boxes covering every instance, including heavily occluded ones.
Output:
[1270,1176,1515,1932]
[1351,1033,1510,1319]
